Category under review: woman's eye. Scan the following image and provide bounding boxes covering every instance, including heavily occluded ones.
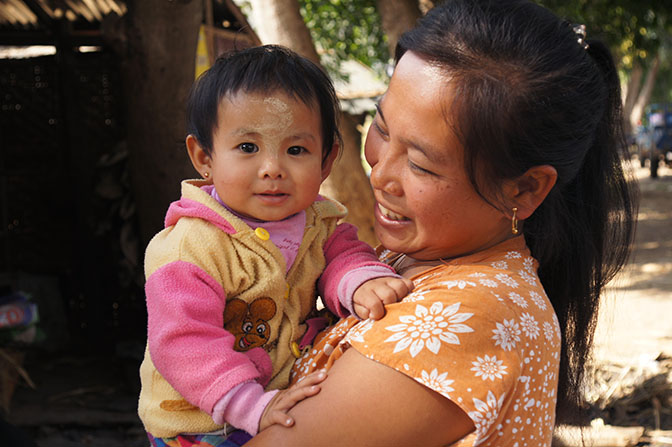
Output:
[287,146,306,155]
[372,120,389,138]
[409,160,434,176]
[238,143,258,153]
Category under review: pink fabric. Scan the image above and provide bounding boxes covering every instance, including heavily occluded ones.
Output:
[318,223,398,317]
[165,196,236,234]
[207,184,305,273]
[337,265,401,318]
[146,261,272,414]
[212,382,278,435]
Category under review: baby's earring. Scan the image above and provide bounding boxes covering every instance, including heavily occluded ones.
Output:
[203,172,210,178]
[511,207,519,235]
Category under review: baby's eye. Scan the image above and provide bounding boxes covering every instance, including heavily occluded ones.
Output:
[238,143,258,153]
[287,146,306,156]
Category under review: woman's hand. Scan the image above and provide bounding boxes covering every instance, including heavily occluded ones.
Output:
[258,369,327,432]
[353,276,414,320]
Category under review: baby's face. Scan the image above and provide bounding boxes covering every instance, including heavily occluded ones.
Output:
[208,90,327,221]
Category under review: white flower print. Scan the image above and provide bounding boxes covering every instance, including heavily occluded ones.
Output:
[495,273,519,288]
[384,302,474,357]
[402,290,430,303]
[469,272,487,278]
[414,271,442,284]
[438,280,476,289]
[344,319,374,344]
[519,312,540,339]
[543,321,556,344]
[505,251,522,259]
[529,291,547,310]
[416,368,455,398]
[491,260,508,270]
[523,257,535,272]
[552,313,562,339]
[518,269,538,286]
[508,292,528,308]
[471,354,508,381]
[468,391,506,445]
[479,278,499,288]
[492,319,521,351]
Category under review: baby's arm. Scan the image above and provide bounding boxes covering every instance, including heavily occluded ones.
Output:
[211,370,326,434]
[319,223,412,318]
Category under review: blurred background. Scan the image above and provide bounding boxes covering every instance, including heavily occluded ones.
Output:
[0,1,670,445]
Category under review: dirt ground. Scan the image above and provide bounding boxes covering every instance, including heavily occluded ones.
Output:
[593,161,672,365]
[3,159,672,447]
[595,163,672,364]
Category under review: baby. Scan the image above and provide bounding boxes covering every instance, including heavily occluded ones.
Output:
[137,45,412,447]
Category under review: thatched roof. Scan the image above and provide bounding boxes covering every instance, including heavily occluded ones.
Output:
[0,0,258,46]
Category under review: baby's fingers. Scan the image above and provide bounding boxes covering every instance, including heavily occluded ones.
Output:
[264,408,295,428]
[384,277,414,303]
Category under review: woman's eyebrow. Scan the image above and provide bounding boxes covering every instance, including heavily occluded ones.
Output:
[375,103,386,122]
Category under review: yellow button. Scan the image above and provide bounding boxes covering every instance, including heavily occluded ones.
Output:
[254,227,270,240]
[291,342,301,358]
[284,283,290,300]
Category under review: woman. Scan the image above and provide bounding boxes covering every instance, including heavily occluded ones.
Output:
[249,0,637,445]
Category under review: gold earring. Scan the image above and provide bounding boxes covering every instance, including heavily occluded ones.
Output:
[511,207,519,235]
[203,172,209,178]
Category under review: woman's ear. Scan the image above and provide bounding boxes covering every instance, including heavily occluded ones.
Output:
[320,142,340,181]
[506,165,558,220]
[186,135,212,178]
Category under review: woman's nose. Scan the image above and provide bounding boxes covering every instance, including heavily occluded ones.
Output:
[369,152,403,196]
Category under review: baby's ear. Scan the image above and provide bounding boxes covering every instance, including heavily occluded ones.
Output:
[320,142,339,181]
[186,134,211,178]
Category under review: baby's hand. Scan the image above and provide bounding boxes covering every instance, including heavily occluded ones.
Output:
[353,276,414,320]
[258,369,327,432]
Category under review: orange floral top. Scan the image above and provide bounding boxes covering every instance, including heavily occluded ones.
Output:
[290,237,560,446]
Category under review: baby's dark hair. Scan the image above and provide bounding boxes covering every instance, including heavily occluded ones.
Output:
[397,0,637,424]
[186,44,341,163]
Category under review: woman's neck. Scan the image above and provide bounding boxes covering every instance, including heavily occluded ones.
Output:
[391,254,445,279]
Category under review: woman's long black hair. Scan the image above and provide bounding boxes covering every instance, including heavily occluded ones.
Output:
[397,0,637,424]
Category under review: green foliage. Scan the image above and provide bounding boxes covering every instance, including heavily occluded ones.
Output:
[535,0,672,102]
[299,0,389,80]
[534,0,671,68]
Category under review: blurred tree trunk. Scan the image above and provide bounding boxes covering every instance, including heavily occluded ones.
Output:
[630,52,661,134]
[622,61,643,134]
[116,1,202,245]
[376,0,421,57]
[249,0,378,245]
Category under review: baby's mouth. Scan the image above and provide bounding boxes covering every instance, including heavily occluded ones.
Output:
[378,203,409,221]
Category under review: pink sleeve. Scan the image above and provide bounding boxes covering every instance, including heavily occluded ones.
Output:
[146,261,272,414]
[212,382,278,435]
[318,223,398,317]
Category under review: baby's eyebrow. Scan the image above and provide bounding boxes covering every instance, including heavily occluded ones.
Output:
[232,128,262,137]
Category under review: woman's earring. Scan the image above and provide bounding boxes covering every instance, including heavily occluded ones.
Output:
[511,207,519,235]
[203,172,209,178]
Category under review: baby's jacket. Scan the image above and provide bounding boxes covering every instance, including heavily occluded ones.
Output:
[138,179,394,437]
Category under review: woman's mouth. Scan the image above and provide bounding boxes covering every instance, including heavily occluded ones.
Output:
[378,203,409,221]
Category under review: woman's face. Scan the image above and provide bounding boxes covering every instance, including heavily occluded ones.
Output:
[365,51,512,260]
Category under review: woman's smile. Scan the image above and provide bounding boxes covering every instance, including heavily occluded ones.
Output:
[376,203,409,222]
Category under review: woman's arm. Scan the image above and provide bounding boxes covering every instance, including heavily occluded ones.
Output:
[247,348,475,446]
